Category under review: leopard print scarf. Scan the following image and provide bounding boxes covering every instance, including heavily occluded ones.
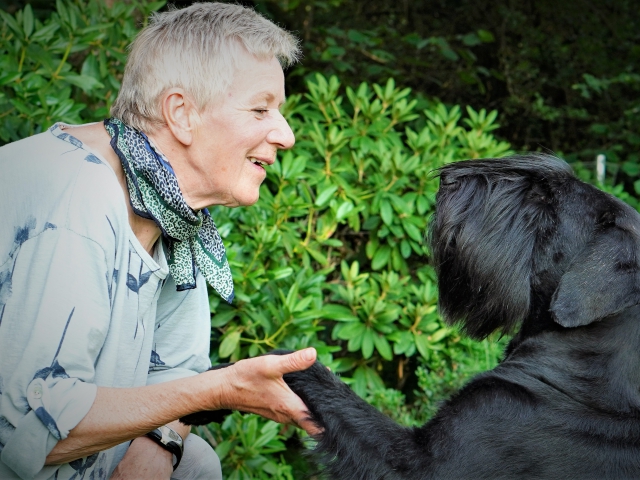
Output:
[104,117,234,303]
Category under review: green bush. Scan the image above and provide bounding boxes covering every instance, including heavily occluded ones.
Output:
[0,2,518,478]
[0,0,163,142]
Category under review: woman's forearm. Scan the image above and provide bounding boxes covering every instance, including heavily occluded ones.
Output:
[45,348,317,465]
[45,370,225,465]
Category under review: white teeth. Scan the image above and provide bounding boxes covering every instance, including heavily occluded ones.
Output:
[251,158,266,167]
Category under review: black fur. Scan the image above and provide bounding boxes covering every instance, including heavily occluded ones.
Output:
[183,154,640,479]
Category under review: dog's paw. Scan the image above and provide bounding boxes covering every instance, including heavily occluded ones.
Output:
[282,361,344,428]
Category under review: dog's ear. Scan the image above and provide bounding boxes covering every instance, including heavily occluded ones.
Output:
[551,222,640,327]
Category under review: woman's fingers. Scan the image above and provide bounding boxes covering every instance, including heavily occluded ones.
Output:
[220,348,320,430]
[275,347,317,375]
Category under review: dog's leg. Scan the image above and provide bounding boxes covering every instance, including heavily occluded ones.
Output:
[284,361,424,480]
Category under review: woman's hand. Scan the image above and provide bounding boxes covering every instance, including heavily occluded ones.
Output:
[109,436,173,480]
[215,348,322,436]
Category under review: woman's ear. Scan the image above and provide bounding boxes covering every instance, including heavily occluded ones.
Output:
[159,88,200,146]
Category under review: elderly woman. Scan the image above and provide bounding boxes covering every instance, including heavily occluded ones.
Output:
[0,3,317,479]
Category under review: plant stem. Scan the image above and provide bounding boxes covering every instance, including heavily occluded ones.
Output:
[18,47,26,72]
[52,40,73,79]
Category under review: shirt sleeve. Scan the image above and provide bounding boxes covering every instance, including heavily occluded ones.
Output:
[0,227,110,479]
[146,270,212,386]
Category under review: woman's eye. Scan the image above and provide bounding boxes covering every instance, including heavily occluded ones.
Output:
[253,108,268,115]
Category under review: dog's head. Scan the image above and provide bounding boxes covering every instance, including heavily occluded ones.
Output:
[428,154,640,339]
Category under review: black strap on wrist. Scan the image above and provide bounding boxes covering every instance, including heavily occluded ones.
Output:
[144,425,184,471]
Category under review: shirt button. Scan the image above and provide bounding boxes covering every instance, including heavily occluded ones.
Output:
[33,385,43,399]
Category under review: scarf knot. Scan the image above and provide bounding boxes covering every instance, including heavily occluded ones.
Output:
[104,117,234,302]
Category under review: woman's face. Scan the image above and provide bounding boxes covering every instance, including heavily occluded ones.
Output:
[190,50,295,208]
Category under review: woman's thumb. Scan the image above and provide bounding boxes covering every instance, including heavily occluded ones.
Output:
[280,348,317,374]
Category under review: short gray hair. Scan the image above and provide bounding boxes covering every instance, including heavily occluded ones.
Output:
[110,2,301,133]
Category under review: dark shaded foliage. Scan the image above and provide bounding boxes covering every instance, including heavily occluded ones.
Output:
[166,0,639,198]
[4,0,638,186]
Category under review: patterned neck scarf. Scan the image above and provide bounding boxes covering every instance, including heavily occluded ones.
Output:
[104,117,234,303]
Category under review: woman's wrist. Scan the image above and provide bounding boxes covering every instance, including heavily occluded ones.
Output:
[124,436,174,475]
[193,365,235,412]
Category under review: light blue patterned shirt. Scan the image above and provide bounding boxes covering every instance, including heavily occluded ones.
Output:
[0,124,212,479]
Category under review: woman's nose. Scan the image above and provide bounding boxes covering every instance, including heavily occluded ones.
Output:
[268,110,295,150]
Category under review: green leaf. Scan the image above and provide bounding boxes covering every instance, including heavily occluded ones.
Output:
[321,304,359,322]
[416,195,431,215]
[292,309,322,321]
[380,199,393,226]
[371,245,391,270]
[414,332,430,359]
[336,322,366,340]
[361,328,374,358]
[305,245,328,265]
[22,4,34,38]
[0,10,24,39]
[219,330,241,358]
[0,72,21,86]
[333,356,358,372]
[79,22,115,34]
[363,365,385,390]
[335,200,354,220]
[146,1,168,13]
[462,33,480,46]
[373,334,393,360]
[27,43,56,70]
[389,194,410,213]
[315,184,339,207]
[391,330,415,356]
[215,440,235,461]
[30,22,61,43]
[23,73,46,90]
[10,98,33,115]
[477,29,495,43]
[248,343,260,358]
[403,222,423,242]
[430,327,449,343]
[352,366,368,398]
[281,152,307,179]
[440,46,459,61]
[363,215,380,230]
[211,309,237,327]
[292,295,313,313]
[284,282,300,311]
[366,238,378,258]
[269,267,294,280]
[51,98,75,117]
[60,73,104,92]
[623,162,640,177]
[345,337,363,357]
[56,0,69,27]
[400,239,411,258]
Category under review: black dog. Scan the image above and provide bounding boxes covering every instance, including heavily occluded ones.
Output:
[183,154,640,479]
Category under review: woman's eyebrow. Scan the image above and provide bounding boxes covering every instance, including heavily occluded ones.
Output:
[249,92,286,107]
